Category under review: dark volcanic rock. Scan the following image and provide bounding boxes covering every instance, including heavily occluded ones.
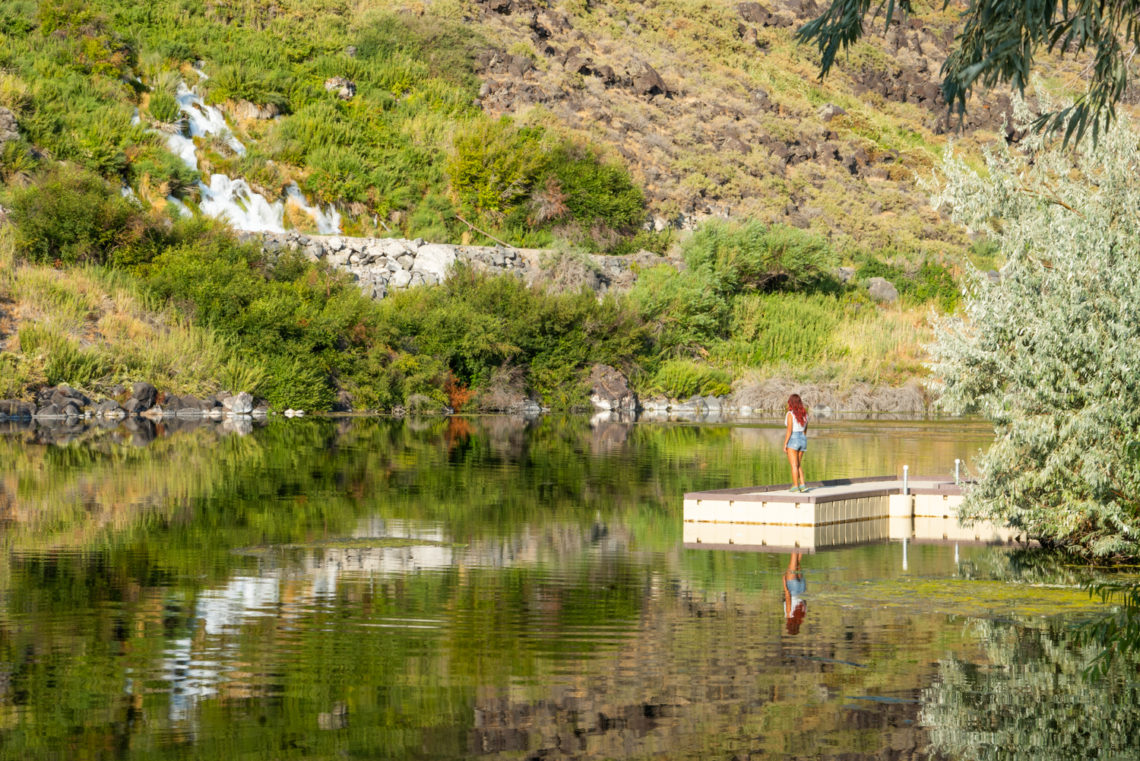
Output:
[35,403,64,419]
[94,400,124,417]
[631,64,670,97]
[508,54,534,77]
[130,382,158,411]
[737,2,772,24]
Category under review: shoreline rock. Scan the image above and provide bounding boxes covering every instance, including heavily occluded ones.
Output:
[0,385,272,423]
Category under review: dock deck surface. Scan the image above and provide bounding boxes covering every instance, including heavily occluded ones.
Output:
[686,477,959,504]
[683,475,1022,552]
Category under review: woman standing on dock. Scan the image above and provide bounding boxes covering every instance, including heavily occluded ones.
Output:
[783,394,809,492]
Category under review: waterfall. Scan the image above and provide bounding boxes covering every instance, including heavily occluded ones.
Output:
[157,82,342,235]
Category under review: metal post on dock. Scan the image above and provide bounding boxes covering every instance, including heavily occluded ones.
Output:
[954,459,961,485]
[902,465,909,495]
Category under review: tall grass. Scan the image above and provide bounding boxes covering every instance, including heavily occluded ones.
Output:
[0,243,247,397]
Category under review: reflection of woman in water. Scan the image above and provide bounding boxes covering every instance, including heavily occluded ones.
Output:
[783,553,807,635]
[783,394,809,492]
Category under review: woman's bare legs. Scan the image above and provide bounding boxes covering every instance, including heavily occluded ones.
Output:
[794,449,806,489]
[785,447,802,490]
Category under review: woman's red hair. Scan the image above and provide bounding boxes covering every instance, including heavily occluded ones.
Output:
[787,394,807,427]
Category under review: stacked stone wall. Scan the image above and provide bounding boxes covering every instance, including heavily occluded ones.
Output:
[246,232,672,300]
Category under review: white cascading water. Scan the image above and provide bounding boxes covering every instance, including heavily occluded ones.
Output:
[160,82,341,234]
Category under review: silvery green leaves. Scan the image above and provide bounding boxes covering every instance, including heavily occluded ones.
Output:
[798,0,1135,143]
[929,97,1140,558]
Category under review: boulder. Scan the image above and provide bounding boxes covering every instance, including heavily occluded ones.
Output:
[390,269,412,289]
[737,2,772,24]
[866,276,900,303]
[508,54,534,77]
[411,244,456,281]
[228,100,281,120]
[90,399,121,417]
[631,64,670,97]
[817,103,847,122]
[34,403,65,419]
[140,405,164,420]
[222,391,254,416]
[50,385,90,409]
[324,76,356,100]
[130,382,158,411]
[588,364,638,412]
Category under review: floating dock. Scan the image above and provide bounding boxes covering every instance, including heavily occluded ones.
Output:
[683,476,1025,552]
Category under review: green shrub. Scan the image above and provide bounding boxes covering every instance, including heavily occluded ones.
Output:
[855,256,959,311]
[147,89,181,123]
[447,118,545,219]
[353,11,484,91]
[545,143,645,232]
[204,64,289,111]
[0,139,38,181]
[628,264,730,352]
[127,142,200,199]
[649,360,733,399]
[683,220,837,292]
[8,166,154,265]
[374,267,652,409]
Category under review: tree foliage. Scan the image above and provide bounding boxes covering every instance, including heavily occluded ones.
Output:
[798,0,1140,142]
[930,97,1140,558]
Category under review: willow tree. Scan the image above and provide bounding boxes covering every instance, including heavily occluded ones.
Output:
[799,0,1140,142]
[930,97,1140,558]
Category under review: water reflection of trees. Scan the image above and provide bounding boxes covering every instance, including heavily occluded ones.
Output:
[0,415,1032,760]
[922,619,1140,760]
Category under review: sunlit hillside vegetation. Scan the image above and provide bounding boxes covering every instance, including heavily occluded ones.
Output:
[0,0,995,409]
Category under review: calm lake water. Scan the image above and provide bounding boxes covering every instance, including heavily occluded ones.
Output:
[0,415,1135,760]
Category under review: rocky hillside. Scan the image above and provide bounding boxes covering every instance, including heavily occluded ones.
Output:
[459,0,1022,256]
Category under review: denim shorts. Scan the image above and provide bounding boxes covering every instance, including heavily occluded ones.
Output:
[787,432,807,451]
